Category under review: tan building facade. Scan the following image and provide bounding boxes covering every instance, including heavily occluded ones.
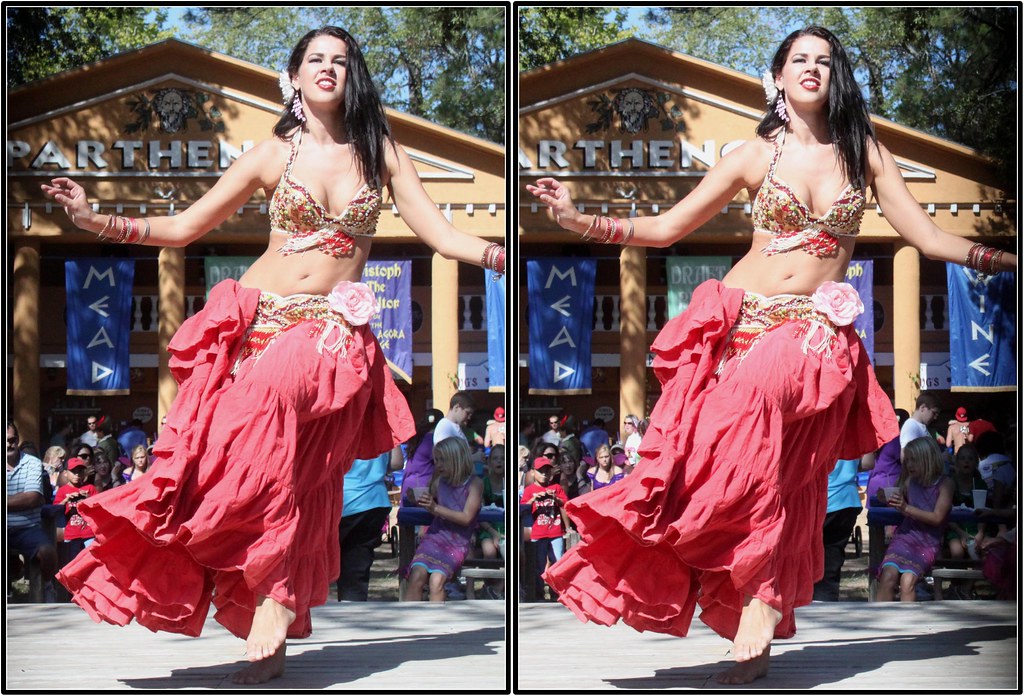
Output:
[518,39,1016,430]
[7,39,506,446]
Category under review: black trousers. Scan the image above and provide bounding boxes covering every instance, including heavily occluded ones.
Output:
[812,506,861,601]
[336,506,391,601]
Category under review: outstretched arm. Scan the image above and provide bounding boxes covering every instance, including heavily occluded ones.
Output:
[526,138,769,248]
[385,142,504,272]
[870,142,1016,272]
[41,139,282,247]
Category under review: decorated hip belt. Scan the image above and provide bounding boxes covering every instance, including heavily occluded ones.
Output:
[232,281,380,373]
[717,281,863,374]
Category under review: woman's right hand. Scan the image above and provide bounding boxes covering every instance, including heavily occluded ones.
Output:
[525,177,584,233]
[40,177,100,233]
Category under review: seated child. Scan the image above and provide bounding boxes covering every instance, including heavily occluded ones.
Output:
[403,437,483,602]
[875,437,954,602]
[945,444,987,560]
[53,457,97,563]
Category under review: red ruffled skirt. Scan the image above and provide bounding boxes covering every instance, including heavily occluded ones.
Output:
[57,279,415,639]
[544,280,897,640]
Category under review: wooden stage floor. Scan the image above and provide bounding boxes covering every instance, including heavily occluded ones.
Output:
[6,601,506,690]
[516,601,1018,690]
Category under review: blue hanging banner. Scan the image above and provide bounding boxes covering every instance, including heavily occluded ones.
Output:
[65,259,135,395]
[844,259,875,363]
[361,260,413,383]
[485,270,506,392]
[527,258,596,395]
[946,264,1017,391]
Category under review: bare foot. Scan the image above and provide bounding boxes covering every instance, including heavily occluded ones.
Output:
[733,597,782,662]
[715,647,770,684]
[232,644,286,684]
[246,595,296,662]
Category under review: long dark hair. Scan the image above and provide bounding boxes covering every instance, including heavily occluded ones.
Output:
[756,26,877,192]
[274,26,392,190]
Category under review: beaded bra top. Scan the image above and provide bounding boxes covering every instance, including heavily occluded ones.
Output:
[751,130,866,258]
[270,129,381,258]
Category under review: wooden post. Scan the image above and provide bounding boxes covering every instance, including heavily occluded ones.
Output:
[892,243,921,413]
[12,239,41,445]
[619,245,648,425]
[157,247,185,427]
[431,252,459,410]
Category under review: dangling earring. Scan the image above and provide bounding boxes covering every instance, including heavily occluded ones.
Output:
[292,92,306,123]
[775,92,790,123]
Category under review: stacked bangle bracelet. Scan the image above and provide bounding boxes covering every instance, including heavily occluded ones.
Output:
[481,242,505,278]
[577,214,634,245]
[96,215,151,245]
[965,242,1004,275]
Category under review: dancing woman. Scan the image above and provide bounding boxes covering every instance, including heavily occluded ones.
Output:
[43,26,504,685]
[528,26,1014,684]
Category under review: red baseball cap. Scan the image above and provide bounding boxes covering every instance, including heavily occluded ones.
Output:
[66,457,88,470]
[955,407,968,422]
[533,456,554,470]
[494,407,505,422]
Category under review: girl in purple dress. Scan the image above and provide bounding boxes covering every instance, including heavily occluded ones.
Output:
[875,436,954,602]
[584,444,625,490]
[403,437,482,601]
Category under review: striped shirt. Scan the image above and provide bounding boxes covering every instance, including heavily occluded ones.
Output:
[6,453,45,529]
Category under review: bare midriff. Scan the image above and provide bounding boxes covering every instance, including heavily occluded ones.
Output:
[238,229,373,296]
[721,229,855,297]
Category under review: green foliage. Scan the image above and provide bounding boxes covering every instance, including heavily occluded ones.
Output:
[518,8,630,72]
[6,7,170,88]
[181,7,506,143]
[639,7,1017,187]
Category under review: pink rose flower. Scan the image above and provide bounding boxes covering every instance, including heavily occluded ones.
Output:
[811,280,864,326]
[327,281,380,326]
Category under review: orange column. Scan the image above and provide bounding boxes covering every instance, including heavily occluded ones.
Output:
[893,242,921,413]
[432,252,459,410]
[13,239,42,445]
[157,247,185,429]
[619,245,647,423]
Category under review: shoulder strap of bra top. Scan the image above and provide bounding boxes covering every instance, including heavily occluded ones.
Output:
[285,128,302,176]
[769,128,785,175]
[760,130,785,187]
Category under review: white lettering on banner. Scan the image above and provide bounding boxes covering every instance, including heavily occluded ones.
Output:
[87,326,115,350]
[91,362,114,383]
[554,361,576,383]
[971,321,994,345]
[545,266,577,289]
[550,296,572,317]
[969,354,992,377]
[549,326,577,349]
[83,266,116,289]
[88,296,111,318]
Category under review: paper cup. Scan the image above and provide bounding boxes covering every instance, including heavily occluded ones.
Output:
[972,489,988,509]
[883,487,899,504]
